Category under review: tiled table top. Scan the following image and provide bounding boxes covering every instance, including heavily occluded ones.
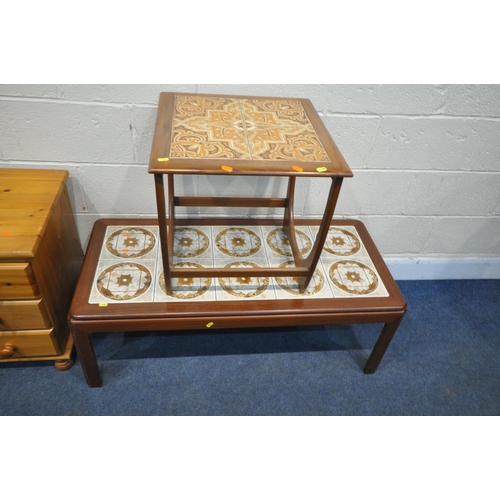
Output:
[148,93,353,177]
[89,223,389,305]
[170,95,329,162]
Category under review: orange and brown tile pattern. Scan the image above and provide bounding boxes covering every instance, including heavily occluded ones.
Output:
[89,225,390,304]
[169,95,331,162]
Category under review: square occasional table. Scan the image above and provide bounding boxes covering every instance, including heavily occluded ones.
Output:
[68,218,406,387]
[148,92,354,295]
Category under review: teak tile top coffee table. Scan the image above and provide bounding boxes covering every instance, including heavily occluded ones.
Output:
[148,93,353,295]
[68,218,406,388]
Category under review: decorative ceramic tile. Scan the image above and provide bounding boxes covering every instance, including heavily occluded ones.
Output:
[273,260,333,299]
[172,226,213,261]
[311,225,370,260]
[170,95,330,162]
[154,260,217,302]
[89,260,157,304]
[322,257,389,298]
[213,226,267,260]
[99,226,159,261]
[214,259,277,301]
[262,225,313,259]
[89,224,389,304]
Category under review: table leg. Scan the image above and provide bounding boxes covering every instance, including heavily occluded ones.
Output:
[167,173,176,271]
[298,177,343,293]
[155,173,172,295]
[283,176,298,257]
[70,324,102,388]
[363,316,404,374]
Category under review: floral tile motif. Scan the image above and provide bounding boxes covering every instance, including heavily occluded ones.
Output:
[215,259,277,301]
[273,260,331,299]
[263,226,313,258]
[169,95,330,162]
[89,225,389,304]
[100,226,159,261]
[173,226,212,261]
[213,226,267,260]
[155,260,217,302]
[322,257,389,298]
[330,260,379,295]
[322,227,361,256]
[311,225,370,260]
[89,260,156,303]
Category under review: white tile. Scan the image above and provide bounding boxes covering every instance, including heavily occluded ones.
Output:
[212,226,267,260]
[322,257,389,298]
[273,259,333,299]
[171,226,213,262]
[261,225,313,259]
[99,225,159,261]
[89,260,156,304]
[88,224,392,304]
[214,258,277,301]
[309,225,370,259]
[154,259,216,302]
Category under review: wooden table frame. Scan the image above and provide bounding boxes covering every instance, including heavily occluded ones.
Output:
[148,92,353,295]
[154,173,344,295]
[68,218,406,388]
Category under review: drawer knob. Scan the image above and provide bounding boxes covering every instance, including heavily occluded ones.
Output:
[0,343,16,358]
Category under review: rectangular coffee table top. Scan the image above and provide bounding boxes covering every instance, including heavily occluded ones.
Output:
[69,218,405,323]
[148,93,353,178]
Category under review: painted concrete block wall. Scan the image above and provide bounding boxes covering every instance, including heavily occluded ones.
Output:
[1,84,499,278]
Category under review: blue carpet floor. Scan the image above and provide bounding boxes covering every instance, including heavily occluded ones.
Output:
[1,279,499,416]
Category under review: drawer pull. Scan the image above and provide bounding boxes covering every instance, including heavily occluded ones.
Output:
[0,343,16,358]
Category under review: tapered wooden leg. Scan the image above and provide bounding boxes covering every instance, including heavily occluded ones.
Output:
[283,176,303,266]
[364,316,404,374]
[155,173,172,295]
[167,173,176,270]
[298,177,343,293]
[70,324,102,388]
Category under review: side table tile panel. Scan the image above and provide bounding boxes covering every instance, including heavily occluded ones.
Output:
[170,95,331,162]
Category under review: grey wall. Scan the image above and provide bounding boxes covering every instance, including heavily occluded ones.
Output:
[1,84,499,276]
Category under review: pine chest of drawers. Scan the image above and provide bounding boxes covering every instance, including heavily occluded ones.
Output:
[0,169,83,369]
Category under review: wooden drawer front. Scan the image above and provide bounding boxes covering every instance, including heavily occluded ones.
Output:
[0,329,59,357]
[0,263,39,299]
[0,299,52,330]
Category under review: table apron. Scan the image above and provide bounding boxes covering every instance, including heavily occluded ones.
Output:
[70,310,405,335]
